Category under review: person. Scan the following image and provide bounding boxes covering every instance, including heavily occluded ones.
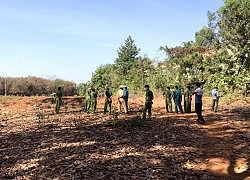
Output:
[211,87,221,112]
[193,82,205,123]
[124,86,129,114]
[91,88,98,113]
[143,85,154,121]
[104,87,112,114]
[173,86,183,113]
[163,86,173,113]
[55,86,63,114]
[85,88,91,113]
[117,85,127,113]
[184,85,192,113]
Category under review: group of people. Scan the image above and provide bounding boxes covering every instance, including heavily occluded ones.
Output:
[54,82,221,124]
[84,85,129,115]
[163,83,221,123]
[163,83,205,123]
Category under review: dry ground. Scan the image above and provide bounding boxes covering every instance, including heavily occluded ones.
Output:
[0,95,249,180]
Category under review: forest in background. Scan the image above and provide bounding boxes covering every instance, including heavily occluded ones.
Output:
[1,0,250,97]
[0,76,76,96]
[80,0,250,96]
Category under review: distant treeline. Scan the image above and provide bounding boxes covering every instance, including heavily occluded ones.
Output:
[0,76,77,96]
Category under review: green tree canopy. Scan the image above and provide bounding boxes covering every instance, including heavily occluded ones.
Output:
[115,36,140,75]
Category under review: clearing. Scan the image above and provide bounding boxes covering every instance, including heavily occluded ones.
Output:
[0,96,249,179]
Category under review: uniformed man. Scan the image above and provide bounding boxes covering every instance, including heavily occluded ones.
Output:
[117,85,127,113]
[173,86,183,113]
[163,86,173,113]
[124,86,129,114]
[184,85,192,113]
[104,87,112,114]
[55,86,63,114]
[91,88,98,113]
[143,85,154,121]
[85,88,91,113]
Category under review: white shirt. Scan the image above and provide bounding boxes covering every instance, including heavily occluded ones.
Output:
[195,87,203,103]
[211,89,219,100]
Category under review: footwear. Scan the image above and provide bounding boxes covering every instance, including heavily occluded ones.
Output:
[197,119,205,124]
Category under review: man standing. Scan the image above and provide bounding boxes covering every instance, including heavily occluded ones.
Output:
[91,88,98,114]
[117,85,126,113]
[163,86,173,113]
[124,86,129,114]
[184,85,192,113]
[85,88,91,113]
[104,87,112,115]
[55,86,63,114]
[193,82,205,123]
[173,86,183,113]
[143,85,154,121]
[211,87,221,112]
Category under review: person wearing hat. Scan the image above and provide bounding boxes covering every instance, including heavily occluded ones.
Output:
[143,85,154,121]
[91,88,98,113]
[117,85,127,113]
[211,87,221,112]
[104,87,113,114]
[123,86,129,114]
[173,85,183,113]
[163,86,173,113]
[184,85,192,113]
[55,86,63,114]
[85,88,92,113]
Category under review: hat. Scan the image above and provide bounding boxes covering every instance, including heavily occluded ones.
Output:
[119,85,124,89]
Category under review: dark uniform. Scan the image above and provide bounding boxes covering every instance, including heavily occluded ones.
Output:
[55,86,63,114]
[85,88,91,113]
[91,88,98,113]
[164,87,173,112]
[143,85,154,121]
[104,88,112,114]
[173,86,183,113]
[184,85,192,113]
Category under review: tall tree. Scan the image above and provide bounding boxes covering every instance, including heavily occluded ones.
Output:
[213,0,250,69]
[115,36,140,75]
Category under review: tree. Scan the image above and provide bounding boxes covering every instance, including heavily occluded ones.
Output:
[212,0,250,69]
[115,36,140,75]
[195,26,216,47]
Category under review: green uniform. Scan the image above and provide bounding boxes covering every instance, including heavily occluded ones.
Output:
[173,89,183,113]
[143,90,154,121]
[184,88,192,113]
[85,90,91,113]
[104,89,112,114]
[55,88,63,114]
[165,89,173,112]
[91,91,98,113]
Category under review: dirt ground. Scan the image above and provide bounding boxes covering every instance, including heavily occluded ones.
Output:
[0,95,249,180]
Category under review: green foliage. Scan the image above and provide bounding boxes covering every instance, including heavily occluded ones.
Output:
[195,26,216,47]
[211,0,250,69]
[115,36,140,75]
[88,1,250,96]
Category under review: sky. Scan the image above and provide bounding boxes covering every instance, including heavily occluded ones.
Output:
[0,0,224,84]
